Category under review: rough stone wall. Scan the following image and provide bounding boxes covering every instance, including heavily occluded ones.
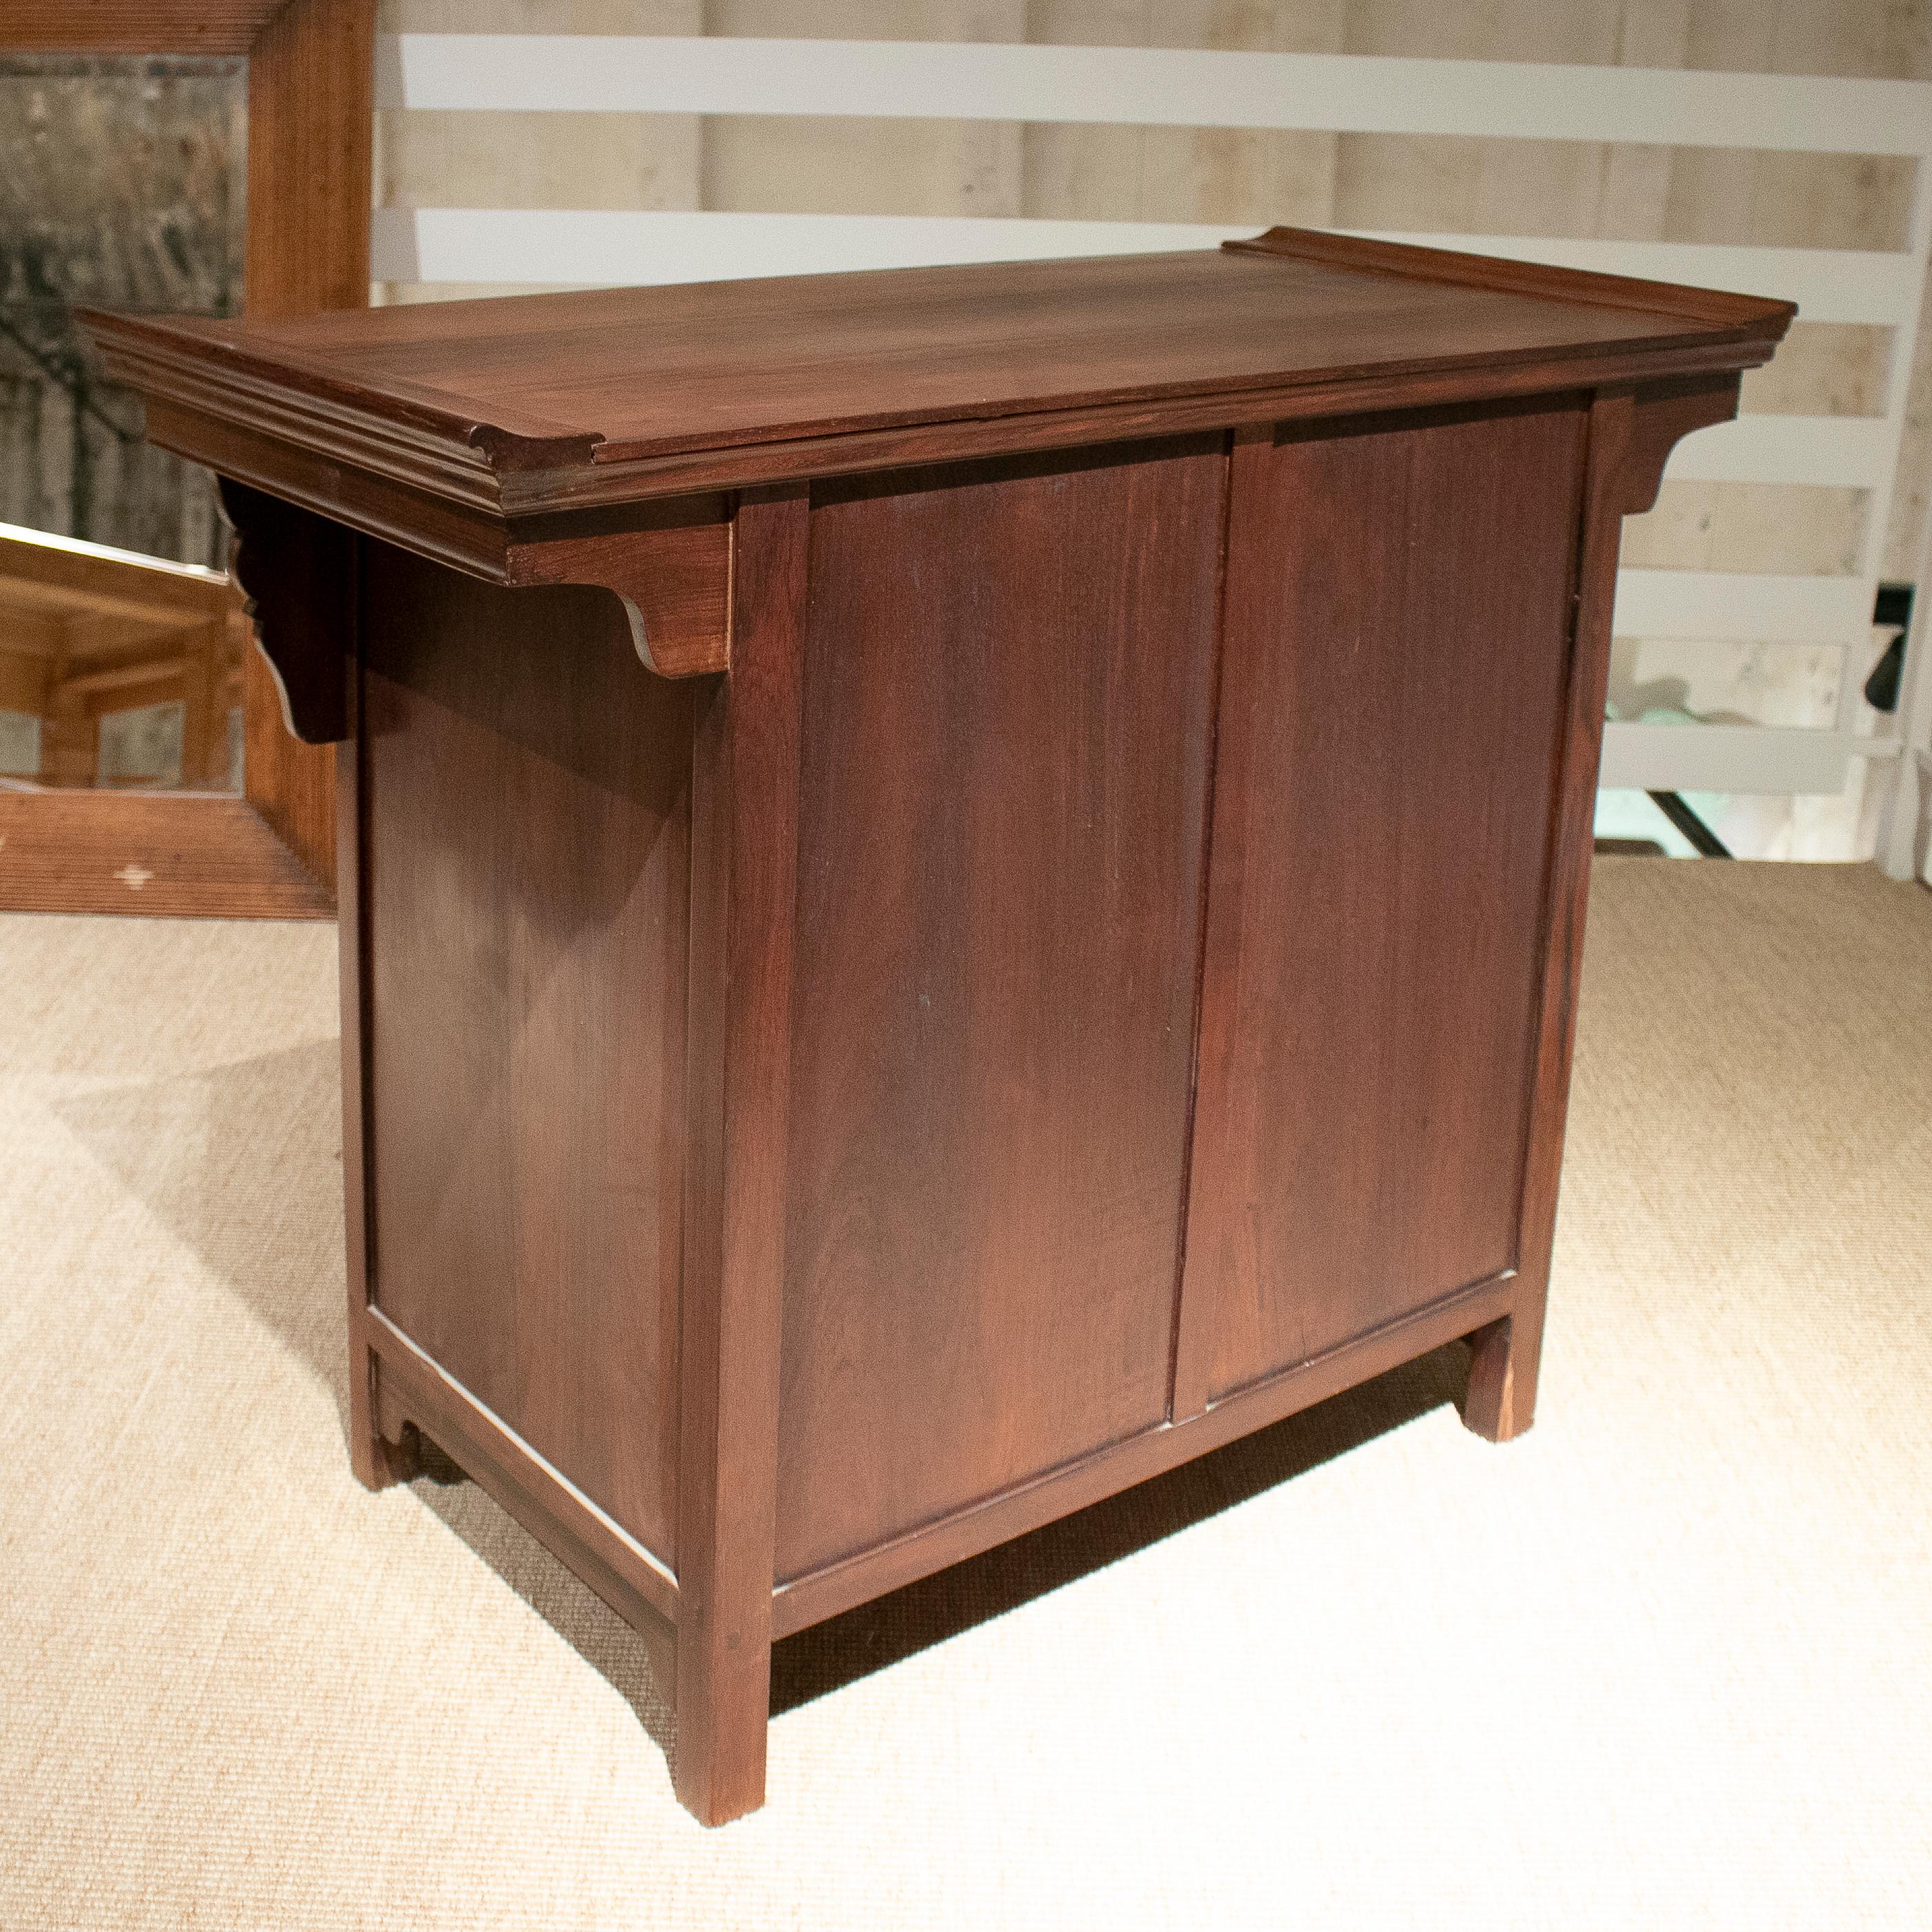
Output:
[0,56,244,569]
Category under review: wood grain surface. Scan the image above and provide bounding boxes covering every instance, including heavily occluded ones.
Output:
[359,543,694,1566]
[1462,370,1743,1443]
[107,242,1790,463]
[775,439,1225,1584]
[509,493,733,678]
[773,1268,1516,1639]
[85,224,1791,1826]
[1179,397,1587,1409]
[85,235,1792,526]
[673,485,809,1827]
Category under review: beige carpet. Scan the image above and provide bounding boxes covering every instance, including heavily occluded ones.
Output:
[1,858,1928,1929]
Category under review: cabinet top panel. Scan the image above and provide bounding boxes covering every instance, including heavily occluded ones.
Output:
[85,227,1792,518]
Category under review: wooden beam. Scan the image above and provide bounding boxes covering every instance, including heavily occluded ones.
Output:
[0,581,208,633]
[59,658,190,702]
[239,0,375,894]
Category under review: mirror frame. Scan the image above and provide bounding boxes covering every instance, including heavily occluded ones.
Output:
[0,0,372,917]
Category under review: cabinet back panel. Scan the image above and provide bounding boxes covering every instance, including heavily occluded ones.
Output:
[360,545,693,1567]
[776,439,1225,1584]
[1188,400,1586,1400]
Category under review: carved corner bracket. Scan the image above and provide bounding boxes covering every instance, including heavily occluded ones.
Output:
[1608,373,1744,518]
[222,472,736,706]
[507,493,734,680]
[218,476,355,744]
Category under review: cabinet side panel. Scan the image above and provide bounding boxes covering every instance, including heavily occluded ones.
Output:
[777,437,1225,1585]
[361,543,692,1566]
[1189,398,1586,1400]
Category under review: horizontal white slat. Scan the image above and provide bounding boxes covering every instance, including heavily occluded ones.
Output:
[371,206,1249,284]
[376,36,1932,158]
[370,209,1899,327]
[1599,722,1853,794]
[1663,414,1891,490]
[1613,571,1874,644]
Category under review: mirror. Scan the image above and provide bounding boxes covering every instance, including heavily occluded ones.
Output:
[0,54,246,795]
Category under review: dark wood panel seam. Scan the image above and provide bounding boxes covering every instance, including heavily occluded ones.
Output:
[1204,1266,1518,1411]
[1166,424,1250,1425]
[773,1266,1515,1635]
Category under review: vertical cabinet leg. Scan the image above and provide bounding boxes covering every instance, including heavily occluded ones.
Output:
[1461,1298,1545,1442]
[1463,393,1650,1453]
[672,1623,775,1827]
[336,644,412,1492]
[673,485,809,1826]
[347,1331,397,1489]
[346,1318,421,1490]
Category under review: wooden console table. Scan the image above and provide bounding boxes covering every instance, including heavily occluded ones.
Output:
[87,230,1790,1824]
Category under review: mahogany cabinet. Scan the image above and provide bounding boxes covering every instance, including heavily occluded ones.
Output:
[87,229,1790,1825]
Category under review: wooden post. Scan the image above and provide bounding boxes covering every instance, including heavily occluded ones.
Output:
[673,485,809,1827]
[241,0,375,894]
